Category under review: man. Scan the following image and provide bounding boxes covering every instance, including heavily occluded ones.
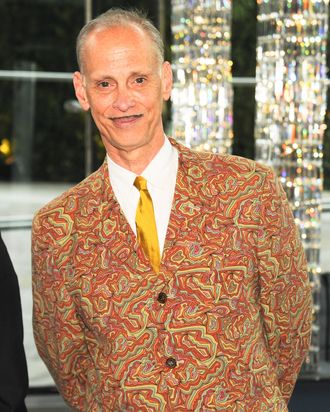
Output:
[32,8,312,411]
[0,232,28,411]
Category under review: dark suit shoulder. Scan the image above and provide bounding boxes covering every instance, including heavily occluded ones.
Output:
[0,234,28,411]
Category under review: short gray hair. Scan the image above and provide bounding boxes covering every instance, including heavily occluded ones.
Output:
[76,8,164,71]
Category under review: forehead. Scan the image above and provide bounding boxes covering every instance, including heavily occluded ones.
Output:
[81,25,161,78]
[84,25,156,61]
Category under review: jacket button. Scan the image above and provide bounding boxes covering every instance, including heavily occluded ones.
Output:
[165,357,177,368]
[157,292,167,304]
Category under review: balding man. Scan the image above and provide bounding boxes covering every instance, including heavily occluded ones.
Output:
[32,8,312,411]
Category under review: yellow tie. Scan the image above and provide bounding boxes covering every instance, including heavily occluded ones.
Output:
[134,176,160,273]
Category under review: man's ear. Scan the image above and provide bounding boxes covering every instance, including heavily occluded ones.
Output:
[73,71,90,111]
[162,61,173,101]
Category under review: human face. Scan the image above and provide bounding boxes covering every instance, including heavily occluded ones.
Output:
[73,25,172,166]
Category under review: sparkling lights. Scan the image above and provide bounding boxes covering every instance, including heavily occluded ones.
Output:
[171,0,233,153]
[255,0,329,375]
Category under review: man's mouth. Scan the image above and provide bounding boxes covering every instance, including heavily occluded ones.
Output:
[109,114,143,125]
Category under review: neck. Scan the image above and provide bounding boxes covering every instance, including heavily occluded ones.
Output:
[106,137,165,175]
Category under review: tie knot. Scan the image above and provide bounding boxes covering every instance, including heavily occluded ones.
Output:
[134,176,148,191]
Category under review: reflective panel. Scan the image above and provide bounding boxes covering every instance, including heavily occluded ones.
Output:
[255,0,329,375]
[171,0,233,153]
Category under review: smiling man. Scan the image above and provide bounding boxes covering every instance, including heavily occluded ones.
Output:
[32,8,312,412]
[73,20,172,174]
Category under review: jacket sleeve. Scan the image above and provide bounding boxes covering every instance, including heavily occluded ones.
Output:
[32,211,91,411]
[257,167,313,402]
[0,233,28,412]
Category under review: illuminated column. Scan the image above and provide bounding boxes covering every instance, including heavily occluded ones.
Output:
[255,0,329,375]
[171,0,233,153]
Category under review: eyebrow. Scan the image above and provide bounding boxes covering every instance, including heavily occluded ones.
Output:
[92,69,153,80]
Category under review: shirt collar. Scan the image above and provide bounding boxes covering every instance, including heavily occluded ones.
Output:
[107,136,178,190]
[107,153,136,191]
[143,137,178,190]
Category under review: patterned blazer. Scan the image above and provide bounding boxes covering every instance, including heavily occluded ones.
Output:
[32,139,312,412]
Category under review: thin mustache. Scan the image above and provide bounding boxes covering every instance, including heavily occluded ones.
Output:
[109,114,143,120]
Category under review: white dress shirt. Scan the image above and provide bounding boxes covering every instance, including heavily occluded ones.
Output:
[107,137,179,255]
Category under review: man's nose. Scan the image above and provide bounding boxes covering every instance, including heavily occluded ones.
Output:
[112,86,135,111]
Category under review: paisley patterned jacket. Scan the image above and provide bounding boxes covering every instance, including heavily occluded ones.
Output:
[32,139,312,411]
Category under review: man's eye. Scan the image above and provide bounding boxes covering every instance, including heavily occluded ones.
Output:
[99,81,110,88]
[135,77,146,84]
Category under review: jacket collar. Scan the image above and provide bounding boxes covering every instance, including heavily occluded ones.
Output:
[77,138,214,272]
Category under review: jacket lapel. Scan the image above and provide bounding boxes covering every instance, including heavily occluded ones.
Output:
[162,140,210,268]
[72,160,146,274]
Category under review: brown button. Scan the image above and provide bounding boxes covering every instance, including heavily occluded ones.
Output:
[165,357,177,368]
[157,292,167,304]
